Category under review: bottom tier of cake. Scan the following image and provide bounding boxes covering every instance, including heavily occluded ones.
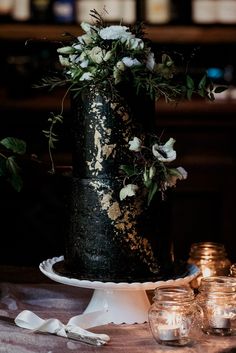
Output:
[60,177,180,283]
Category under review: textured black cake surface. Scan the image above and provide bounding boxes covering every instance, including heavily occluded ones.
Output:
[53,259,189,283]
[61,88,179,282]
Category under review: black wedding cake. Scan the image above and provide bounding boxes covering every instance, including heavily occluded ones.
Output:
[53,88,186,283]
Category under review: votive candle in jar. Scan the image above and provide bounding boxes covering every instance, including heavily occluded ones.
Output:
[196,276,236,336]
[230,263,236,277]
[188,242,231,288]
[148,285,198,347]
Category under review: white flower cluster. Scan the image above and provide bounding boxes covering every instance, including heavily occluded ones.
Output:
[119,137,187,202]
[57,22,156,85]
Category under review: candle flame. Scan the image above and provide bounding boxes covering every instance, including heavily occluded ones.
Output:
[202,267,214,277]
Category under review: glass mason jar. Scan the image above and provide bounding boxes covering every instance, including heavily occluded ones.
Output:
[188,242,231,287]
[230,263,236,277]
[148,285,198,346]
[196,276,236,336]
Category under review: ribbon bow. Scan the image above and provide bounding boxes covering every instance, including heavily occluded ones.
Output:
[15,310,110,346]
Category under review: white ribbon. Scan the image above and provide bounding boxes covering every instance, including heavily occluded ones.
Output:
[14,310,110,345]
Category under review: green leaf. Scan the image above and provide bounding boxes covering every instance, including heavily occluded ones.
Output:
[186,75,194,90]
[186,88,194,100]
[54,115,64,123]
[49,141,56,149]
[144,178,152,188]
[120,164,138,177]
[42,130,50,136]
[0,157,7,176]
[147,182,158,206]
[198,75,207,90]
[6,156,20,175]
[0,156,23,191]
[8,173,23,192]
[0,137,26,155]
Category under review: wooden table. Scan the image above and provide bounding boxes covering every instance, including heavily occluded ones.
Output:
[0,265,236,353]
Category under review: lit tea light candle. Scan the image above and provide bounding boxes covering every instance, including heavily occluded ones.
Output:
[202,266,214,278]
[157,324,180,341]
[209,307,231,329]
[149,285,196,346]
[209,316,231,329]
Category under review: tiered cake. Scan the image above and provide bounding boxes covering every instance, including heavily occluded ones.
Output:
[53,88,184,282]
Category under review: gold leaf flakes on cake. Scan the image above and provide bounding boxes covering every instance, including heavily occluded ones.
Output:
[89,179,158,272]
[112,200,158,272]
[100,192,122,221]
[100,193,112,209]
[89,180,101,190]
[86,161,93,171]
[111,102,130,123]
[94,129,103,164]
[90,182,122,221]
[107,202,121,221]
[102,144,116,159]
[105,128,112,135]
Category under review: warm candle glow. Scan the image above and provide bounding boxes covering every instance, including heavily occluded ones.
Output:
[202,266,214,277]
[196,276,236,336]
[188,242,231,288]
[157,312,182,341]
[209,307,231,329]
[148,285,196,346]
[157,325,180,341]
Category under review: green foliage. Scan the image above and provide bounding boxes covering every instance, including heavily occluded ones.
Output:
[0,137,26,191]
[147,181,158,206]
[119,164,139,177]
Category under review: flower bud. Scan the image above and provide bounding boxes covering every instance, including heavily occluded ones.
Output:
[149,166,156,179]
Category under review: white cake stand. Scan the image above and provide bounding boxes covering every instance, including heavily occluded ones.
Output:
[39,256,200,325]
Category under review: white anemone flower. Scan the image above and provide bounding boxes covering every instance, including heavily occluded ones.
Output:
[122,57,141,67]
[79,72,93,81]
[58,55,71,67]
[176,166,188,180]
[119,184,139,201]
[128,137,142,152]
[166,167,188,188]
[152,138,176,162]
[99,25,131,40]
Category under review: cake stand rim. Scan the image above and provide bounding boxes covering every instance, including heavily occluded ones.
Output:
[39,255,200,291]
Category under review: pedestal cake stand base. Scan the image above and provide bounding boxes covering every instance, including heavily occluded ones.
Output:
[39,256,200,325]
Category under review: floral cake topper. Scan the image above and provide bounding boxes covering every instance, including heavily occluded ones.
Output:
[39,9,225,204]
[43,9,218,102]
